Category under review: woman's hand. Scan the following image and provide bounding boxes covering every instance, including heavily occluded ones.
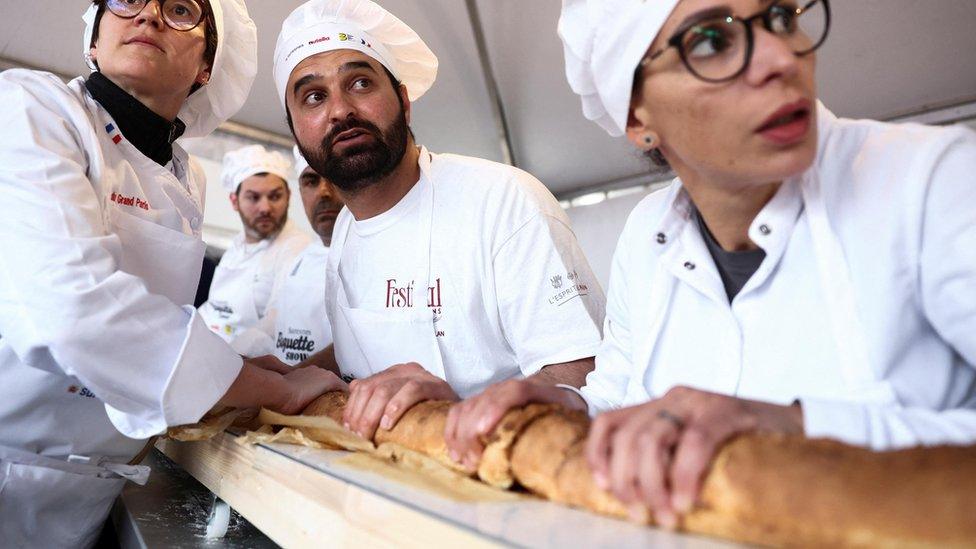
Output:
[587,386,803,527]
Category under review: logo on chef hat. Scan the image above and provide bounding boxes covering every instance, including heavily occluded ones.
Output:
[336,32,371,48]
[550,275,564,289]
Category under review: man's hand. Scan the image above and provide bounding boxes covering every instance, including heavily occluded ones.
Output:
[343,362,458,440]
[270,366,349,415]
[444,378,585,471]
[586,386,804,528]
[244,354,292,375]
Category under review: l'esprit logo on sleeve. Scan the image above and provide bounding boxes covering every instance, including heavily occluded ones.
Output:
[548,269,590,306]
[110,192,150,211]
[67,384,97,399]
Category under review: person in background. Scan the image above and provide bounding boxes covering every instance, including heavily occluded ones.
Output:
[233,146,344,366]
[198,144,312,346]
[274,0,606,443]
[449,0,976,527]
[0,1,341,545]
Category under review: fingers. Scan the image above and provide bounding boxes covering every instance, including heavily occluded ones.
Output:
[343,377,374,433]
[669,415,737,515]
[354,383,395,440]
[450,380,539,471]
[634,419,681,528]
[343,364,458,440]
[443,398,482,472]
[586,409,629,489]
[380,380,428,431]
[277,368,347,414]
[444,403,463,463]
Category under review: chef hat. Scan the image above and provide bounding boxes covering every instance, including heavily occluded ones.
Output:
[558,0,679,137]
[293,145,311,176]
[221,145,293,194]
[83,0,258,139]
[273,0,438,109]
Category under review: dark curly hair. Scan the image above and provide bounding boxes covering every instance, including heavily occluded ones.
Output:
[88,0,218,95]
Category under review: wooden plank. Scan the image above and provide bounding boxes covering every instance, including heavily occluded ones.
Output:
[157,433,500,548]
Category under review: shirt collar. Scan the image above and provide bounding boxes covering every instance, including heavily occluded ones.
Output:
[84,72,186,166]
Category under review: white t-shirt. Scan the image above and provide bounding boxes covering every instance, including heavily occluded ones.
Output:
[329,148,606,397]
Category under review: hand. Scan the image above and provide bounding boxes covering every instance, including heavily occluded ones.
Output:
[343,362,458,440]
[271,367,348,415]
[586,386,803,528]
[244,354,293,375]
[444,379,586,471]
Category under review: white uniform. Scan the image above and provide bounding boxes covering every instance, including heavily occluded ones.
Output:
[199,220,311,343]
[234,242,333,365]
[0,70,243,546]
[582,105,976,450]
[326,148,605,397]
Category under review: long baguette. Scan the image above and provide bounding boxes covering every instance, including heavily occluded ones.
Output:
[270,392,976,548]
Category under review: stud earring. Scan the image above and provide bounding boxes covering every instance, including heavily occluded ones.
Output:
[643,135,655,146]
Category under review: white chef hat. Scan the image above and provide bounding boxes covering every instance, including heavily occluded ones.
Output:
[221,145,293,194]
[558,0,679,137]
[293,145,310,176]
[82,0,258,139]
[273,0,438,109]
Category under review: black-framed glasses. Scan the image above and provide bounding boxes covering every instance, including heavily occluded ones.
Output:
[644,0,831,83]
[105,0,208,32]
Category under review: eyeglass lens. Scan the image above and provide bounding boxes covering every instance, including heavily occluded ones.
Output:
[680,0,828,82]
[105,0,204,31]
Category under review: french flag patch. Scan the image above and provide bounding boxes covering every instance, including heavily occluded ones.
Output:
[105,123,123,145]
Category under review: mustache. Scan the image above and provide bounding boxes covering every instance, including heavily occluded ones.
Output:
[323,117,382,151]
[312,200,342,218]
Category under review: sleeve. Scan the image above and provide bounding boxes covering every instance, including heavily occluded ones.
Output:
[0,72,242,439]
[800,129,976,449]
[492,183,605,377]
[580,218,638,416]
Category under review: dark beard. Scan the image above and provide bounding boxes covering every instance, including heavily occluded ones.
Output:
[299,109,409,194]
[243,209,288,241]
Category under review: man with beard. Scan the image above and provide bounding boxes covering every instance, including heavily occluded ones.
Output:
[232,147,344,366]
[199,144,312,346]
[273,0,606,465]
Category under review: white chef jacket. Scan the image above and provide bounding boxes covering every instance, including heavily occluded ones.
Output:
[326,148,606,397]
[232,242,333,365]
[581,104,976,450]
[198,219,311,343]
[0,70,243,545]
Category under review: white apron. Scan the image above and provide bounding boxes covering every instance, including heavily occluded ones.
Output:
[200,245,263,342]
[271,244,333,365]
[0,82,203,547]
[326,153,446,383]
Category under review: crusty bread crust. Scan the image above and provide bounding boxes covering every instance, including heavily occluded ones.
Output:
[287,392,976,548]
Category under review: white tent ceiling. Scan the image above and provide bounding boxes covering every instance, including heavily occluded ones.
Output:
[1,0,974,196]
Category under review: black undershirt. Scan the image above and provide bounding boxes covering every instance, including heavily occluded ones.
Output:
[695,209,766,303]
[84,72,186,166]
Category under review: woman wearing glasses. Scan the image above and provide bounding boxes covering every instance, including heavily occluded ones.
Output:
[0,1,343,544]
[446,0,976,528]
[554,0,976,527]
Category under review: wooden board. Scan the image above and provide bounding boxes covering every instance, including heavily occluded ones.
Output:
[157,432,741,548]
